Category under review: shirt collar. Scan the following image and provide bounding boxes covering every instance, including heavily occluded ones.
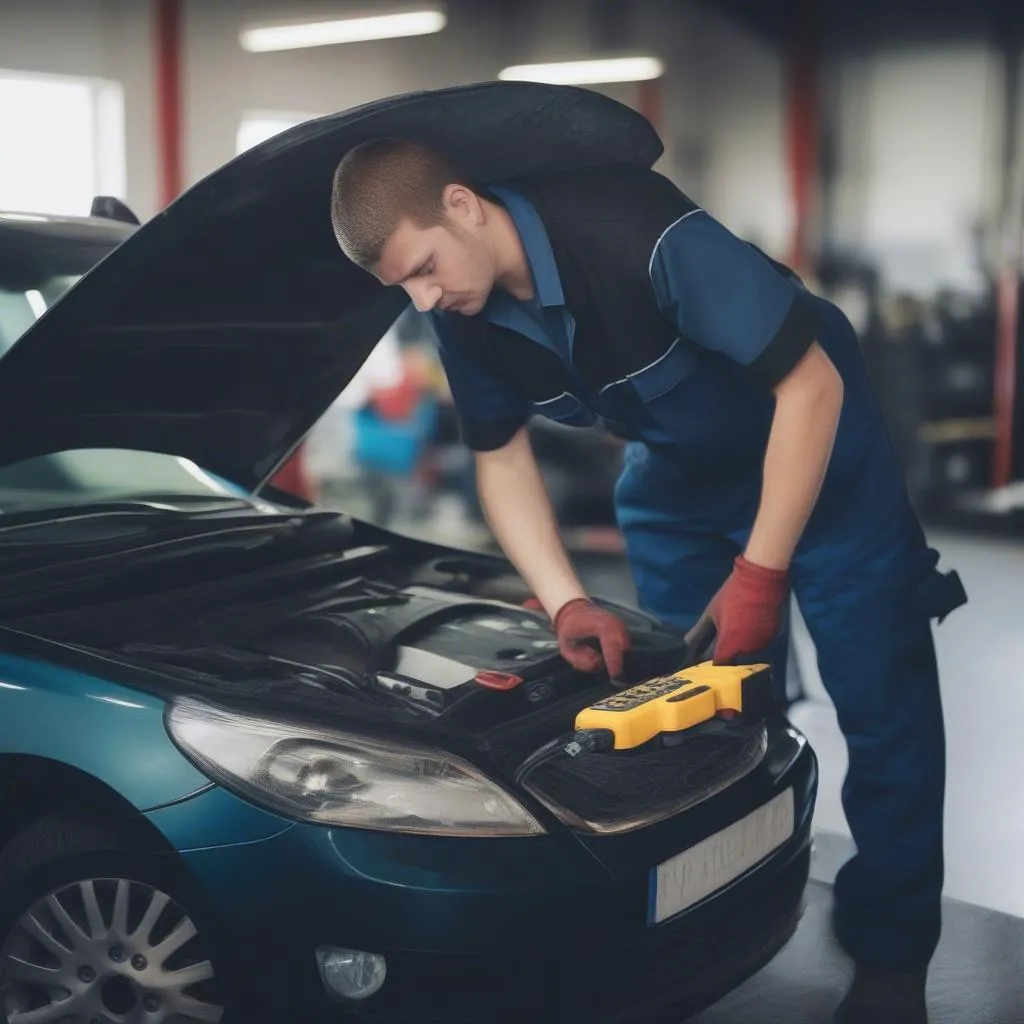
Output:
[486,183,565,309]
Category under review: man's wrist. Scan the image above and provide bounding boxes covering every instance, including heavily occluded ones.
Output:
[548,587,590,622]
[741,541,792,573]
[735,553,789,584]
[552,596,590,629]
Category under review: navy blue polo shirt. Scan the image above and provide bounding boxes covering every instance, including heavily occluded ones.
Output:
[428,173,863,481]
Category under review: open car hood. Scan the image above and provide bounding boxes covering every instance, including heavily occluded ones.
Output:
[0,81,662,492]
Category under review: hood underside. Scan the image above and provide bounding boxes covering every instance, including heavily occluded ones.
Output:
[0,82,663,491]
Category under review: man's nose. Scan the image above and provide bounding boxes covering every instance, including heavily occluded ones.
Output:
[405,281,442,312]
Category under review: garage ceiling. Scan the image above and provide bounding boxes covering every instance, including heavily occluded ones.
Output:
[703,0,1020,48]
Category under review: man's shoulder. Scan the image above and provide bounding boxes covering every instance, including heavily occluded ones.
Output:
[511,165,699,229]
[505,166,701,287]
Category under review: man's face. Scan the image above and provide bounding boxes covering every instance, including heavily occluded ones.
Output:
[373,190,496,316]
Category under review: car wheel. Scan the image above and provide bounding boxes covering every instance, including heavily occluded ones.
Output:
[0,814,233,1024]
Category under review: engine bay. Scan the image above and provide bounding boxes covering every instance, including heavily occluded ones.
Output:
[0,510,771,829]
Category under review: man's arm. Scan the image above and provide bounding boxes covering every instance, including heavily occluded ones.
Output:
[432,315,584,607]
[700,342,842,664]
[474,426,587,616]
[475,426,631,678]
[649,212,843,573]
[648,210,846,661]
[429,316,630,677]
[744,341,844,571]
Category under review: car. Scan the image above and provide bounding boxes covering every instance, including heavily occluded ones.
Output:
[0,81,817,1024]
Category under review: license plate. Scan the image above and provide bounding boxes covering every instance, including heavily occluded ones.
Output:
[649,788,795,925]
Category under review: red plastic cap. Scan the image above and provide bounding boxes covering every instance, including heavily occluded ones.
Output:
[474,671,525,691]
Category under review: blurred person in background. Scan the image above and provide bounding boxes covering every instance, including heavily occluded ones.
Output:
[330,138,968,1024]
[351,336,439,526]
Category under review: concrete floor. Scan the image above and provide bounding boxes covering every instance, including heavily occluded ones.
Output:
[691,880,1024,1024]
[787,529,1024,918]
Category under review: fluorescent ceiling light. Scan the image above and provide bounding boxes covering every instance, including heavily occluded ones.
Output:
[499,56,664,86]
[240,10,446,52]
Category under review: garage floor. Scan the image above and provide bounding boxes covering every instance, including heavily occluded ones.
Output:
[786,529,1024,918]
[690,878,1024,1023]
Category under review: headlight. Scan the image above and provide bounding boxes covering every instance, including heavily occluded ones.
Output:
[165,698,545,837]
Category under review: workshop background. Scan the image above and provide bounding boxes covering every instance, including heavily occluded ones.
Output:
[1,0,1021,1014]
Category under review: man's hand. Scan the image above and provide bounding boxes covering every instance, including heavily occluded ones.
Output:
[553,597,632,680]
[706,555,789,664]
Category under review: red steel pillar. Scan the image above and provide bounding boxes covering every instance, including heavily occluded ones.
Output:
[992,11,1022,490]
[993,265,1020,488]
[155,0,183,209]
[784,8,820,276]
[637,77,663,137]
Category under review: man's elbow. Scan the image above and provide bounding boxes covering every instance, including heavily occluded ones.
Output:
[473,424,532,466]
[774,342,844,412]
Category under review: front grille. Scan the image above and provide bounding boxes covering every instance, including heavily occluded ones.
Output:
[522,723,767,833]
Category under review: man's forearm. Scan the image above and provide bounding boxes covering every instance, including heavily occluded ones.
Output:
[474,426,588,617]
[745,343,844,571]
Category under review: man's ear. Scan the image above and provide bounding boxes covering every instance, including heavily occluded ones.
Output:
[442,184,483,225]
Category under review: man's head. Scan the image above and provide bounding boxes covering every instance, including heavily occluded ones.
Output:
[331,138,505,316]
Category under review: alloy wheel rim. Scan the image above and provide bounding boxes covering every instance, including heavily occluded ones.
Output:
[0,877,224,1023]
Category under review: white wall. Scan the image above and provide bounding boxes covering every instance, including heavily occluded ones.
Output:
[0,0,158,219]
[181,0,521,187]
[3,0,1012,300]
[0,0,775,229]
[684,7,793,257]
[828,43,1004,296]
[180,0,713,195]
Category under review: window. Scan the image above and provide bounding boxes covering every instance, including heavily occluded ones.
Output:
[0,70,125,217]
[236,110,319,154]
[235,111,318,154]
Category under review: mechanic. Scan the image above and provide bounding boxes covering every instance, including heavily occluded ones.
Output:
[329,138,966,1024]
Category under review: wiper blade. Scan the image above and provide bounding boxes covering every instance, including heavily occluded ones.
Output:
[0,494,255,520]
[109,492,260,510]
[0,502,305,544]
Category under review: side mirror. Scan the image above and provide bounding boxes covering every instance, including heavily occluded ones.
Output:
[90,196,141,225]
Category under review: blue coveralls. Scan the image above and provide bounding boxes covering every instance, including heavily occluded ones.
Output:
[429,183,966,972]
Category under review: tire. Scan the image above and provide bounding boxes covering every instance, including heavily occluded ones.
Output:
[0,814,244,1024]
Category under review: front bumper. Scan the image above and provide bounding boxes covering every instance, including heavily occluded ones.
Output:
[149,722,816,1023]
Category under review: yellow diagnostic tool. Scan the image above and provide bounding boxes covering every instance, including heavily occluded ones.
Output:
[570,661,774,753]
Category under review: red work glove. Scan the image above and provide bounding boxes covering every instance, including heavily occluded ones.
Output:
[553,598,632,680]
[706,555,789,665]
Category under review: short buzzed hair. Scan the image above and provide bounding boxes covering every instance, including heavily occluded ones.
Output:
[330,138,473,268]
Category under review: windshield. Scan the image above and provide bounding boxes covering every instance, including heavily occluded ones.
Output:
[0,215,127,354]
[0,448,252,515]
[0,221,256,514]
[0,271,78,355]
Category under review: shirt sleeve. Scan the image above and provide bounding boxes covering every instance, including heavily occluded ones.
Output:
[429,313,531,451]
[649,210,820,388]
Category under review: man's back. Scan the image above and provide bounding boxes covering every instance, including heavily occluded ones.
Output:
[433,165,883,483]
